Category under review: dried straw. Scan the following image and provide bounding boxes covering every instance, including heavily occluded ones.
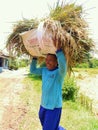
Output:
[6,3,94,74]
[6,19,39,56]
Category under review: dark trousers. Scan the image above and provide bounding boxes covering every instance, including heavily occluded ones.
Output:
[39,106,65,130]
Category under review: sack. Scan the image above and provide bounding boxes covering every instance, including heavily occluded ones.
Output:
[20,29,41,56]
[20,23,56,57]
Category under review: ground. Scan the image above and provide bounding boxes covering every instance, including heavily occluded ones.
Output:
[0,69,28,130]
[0,68,98,130]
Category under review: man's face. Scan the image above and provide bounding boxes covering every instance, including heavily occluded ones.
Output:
[45,54,58,70]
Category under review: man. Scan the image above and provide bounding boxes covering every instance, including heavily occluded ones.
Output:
[30,48,67,130]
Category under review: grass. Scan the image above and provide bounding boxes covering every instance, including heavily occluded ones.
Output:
[19,74,42,130]
[61,101,98,130]
[19,73,98,130]
[73,68,98,76]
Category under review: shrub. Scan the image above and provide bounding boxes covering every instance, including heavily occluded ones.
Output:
[19,59,29,67]
[75,58,98,68]
[62,76,79,101]
[8,59,19,70]
[91,58,98,68]
[75,63,89,68]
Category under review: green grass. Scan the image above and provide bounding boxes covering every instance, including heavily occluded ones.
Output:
[61,101,98,130]
[20,73,98,130]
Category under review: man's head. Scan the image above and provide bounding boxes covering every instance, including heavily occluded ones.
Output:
[45,53,58,70]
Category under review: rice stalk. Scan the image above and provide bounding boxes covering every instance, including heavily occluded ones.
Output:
[5,2,94,74]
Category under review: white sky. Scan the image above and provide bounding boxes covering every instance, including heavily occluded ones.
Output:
[0,0,98,50]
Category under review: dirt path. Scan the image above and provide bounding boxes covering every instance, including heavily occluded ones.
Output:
[0,69,28,130]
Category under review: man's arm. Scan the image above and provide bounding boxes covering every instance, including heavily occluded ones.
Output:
[56,49,67,77]
[30,58,42,75]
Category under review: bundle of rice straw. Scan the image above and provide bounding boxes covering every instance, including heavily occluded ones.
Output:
[6,19,39,56]
[6,3,94,74]
[48,2,94,73]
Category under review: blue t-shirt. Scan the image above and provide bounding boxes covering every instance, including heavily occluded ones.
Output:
[30,50,67,109]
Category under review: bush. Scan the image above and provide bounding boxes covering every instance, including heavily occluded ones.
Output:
[62,76,79,101]
[18,59,29,67]
[91,58,98,68]
[75,58,98,68]
[75,63,89,68]
[8,59,19,70]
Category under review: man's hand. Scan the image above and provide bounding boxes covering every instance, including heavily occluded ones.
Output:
[52,36,61,51]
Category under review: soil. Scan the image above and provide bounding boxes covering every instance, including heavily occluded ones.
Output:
[0,68,28,130]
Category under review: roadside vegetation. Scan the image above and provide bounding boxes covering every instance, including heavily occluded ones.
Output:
[8,58,29,70]
[75,58,98,69]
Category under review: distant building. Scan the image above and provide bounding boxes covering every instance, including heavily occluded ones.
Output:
[0,51,9,72]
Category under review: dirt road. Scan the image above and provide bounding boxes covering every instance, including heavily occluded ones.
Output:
[0,69,28,130]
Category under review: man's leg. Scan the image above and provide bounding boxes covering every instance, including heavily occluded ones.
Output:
[39,106,46,126]
[43,108,62,130]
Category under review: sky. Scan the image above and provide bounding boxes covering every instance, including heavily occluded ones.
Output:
[0,0,98,51]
